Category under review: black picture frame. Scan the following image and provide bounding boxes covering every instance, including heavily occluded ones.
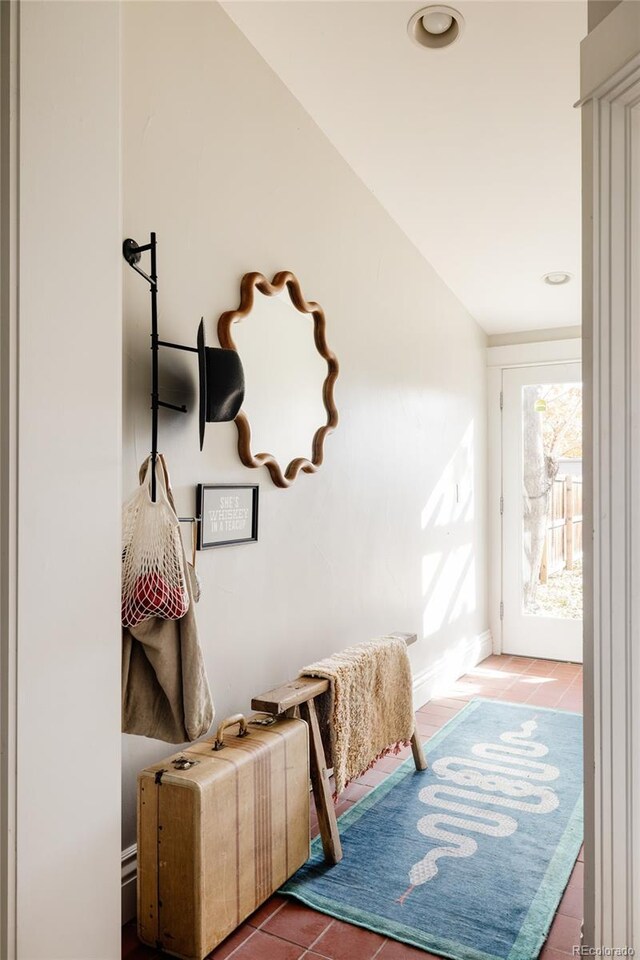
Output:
[196,484,259,549]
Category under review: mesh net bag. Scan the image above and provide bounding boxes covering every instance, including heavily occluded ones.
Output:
[121,456,190,628]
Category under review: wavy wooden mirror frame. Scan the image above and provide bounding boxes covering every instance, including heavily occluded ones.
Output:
[217,271,339,488]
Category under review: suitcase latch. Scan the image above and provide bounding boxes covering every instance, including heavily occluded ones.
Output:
[172,756,199,771]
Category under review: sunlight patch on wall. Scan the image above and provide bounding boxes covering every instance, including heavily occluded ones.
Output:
[422,544,473,637]
[447,552,476,626]
[422,421,475,530]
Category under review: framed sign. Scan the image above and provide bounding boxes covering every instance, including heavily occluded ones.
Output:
[196,484,259,549]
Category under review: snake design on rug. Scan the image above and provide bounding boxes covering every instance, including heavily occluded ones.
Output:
[398,719,560,902]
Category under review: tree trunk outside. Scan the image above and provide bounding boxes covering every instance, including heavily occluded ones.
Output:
[522,385,550,607]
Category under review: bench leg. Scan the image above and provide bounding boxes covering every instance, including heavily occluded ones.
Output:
[299,699,343,865]
[411,728,428,771]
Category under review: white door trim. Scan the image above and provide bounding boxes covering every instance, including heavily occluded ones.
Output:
[581,2,640,946]
[0,3,19,957]
[487,338,582,369]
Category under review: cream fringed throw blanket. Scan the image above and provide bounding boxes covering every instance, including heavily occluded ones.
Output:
[301,636,415,798]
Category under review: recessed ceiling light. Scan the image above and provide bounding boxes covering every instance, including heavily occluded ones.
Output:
[422,10,453,34]
[543,272,572,286]
[408,5,464,49]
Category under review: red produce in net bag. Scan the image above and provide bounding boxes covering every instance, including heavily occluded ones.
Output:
[121,457,190,628]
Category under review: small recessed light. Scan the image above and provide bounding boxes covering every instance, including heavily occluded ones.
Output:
[543,272,572,286]
[422,11,453,34]
[408,5,464,49]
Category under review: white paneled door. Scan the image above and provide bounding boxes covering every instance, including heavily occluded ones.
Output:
[502,362,582,662]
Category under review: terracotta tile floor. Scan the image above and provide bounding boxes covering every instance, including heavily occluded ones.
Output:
[123,654,584,960]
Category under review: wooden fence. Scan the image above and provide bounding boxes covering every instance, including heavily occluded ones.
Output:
[539,475,583,582]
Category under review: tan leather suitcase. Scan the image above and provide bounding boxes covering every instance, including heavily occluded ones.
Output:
[137,713,310,960]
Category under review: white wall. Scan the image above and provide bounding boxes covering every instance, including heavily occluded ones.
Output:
[7,2,122,957]
[122,1,489,852]
[588,1,622,32]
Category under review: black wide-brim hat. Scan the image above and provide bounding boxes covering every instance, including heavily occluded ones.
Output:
[197,319,245,450]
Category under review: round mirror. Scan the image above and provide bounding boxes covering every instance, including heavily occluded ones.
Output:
[217,272,339,488]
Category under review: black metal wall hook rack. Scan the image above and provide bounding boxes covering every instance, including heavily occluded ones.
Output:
[123,232,198,502]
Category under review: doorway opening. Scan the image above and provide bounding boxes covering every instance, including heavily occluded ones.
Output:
[501,360,583,663]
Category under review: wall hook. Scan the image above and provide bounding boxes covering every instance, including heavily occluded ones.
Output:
[122,233,195,501]
[122,232,246,500]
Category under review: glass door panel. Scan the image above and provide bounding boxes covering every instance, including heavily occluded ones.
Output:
[502,362,582,662]
[522,382,583,620]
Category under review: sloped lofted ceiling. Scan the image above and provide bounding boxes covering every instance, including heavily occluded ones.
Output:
[222,1,586,334]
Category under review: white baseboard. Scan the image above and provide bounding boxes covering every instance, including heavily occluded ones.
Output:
[120,628,493,925]
[411,630,493,709]
[121,844,137,925]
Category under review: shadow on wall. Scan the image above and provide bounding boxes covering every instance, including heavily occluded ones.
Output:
[421,421,483,692]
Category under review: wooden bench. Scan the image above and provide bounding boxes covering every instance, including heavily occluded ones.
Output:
[251,632,427,865]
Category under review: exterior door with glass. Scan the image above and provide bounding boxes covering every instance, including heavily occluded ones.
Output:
[502,362,582,662]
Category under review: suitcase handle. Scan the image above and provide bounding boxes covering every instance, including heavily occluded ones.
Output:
[213,713,249,751]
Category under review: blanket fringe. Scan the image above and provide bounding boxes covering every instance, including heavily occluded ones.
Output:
[332,739,411,802]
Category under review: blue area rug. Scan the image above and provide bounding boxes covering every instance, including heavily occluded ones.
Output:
[282,698,583,960]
